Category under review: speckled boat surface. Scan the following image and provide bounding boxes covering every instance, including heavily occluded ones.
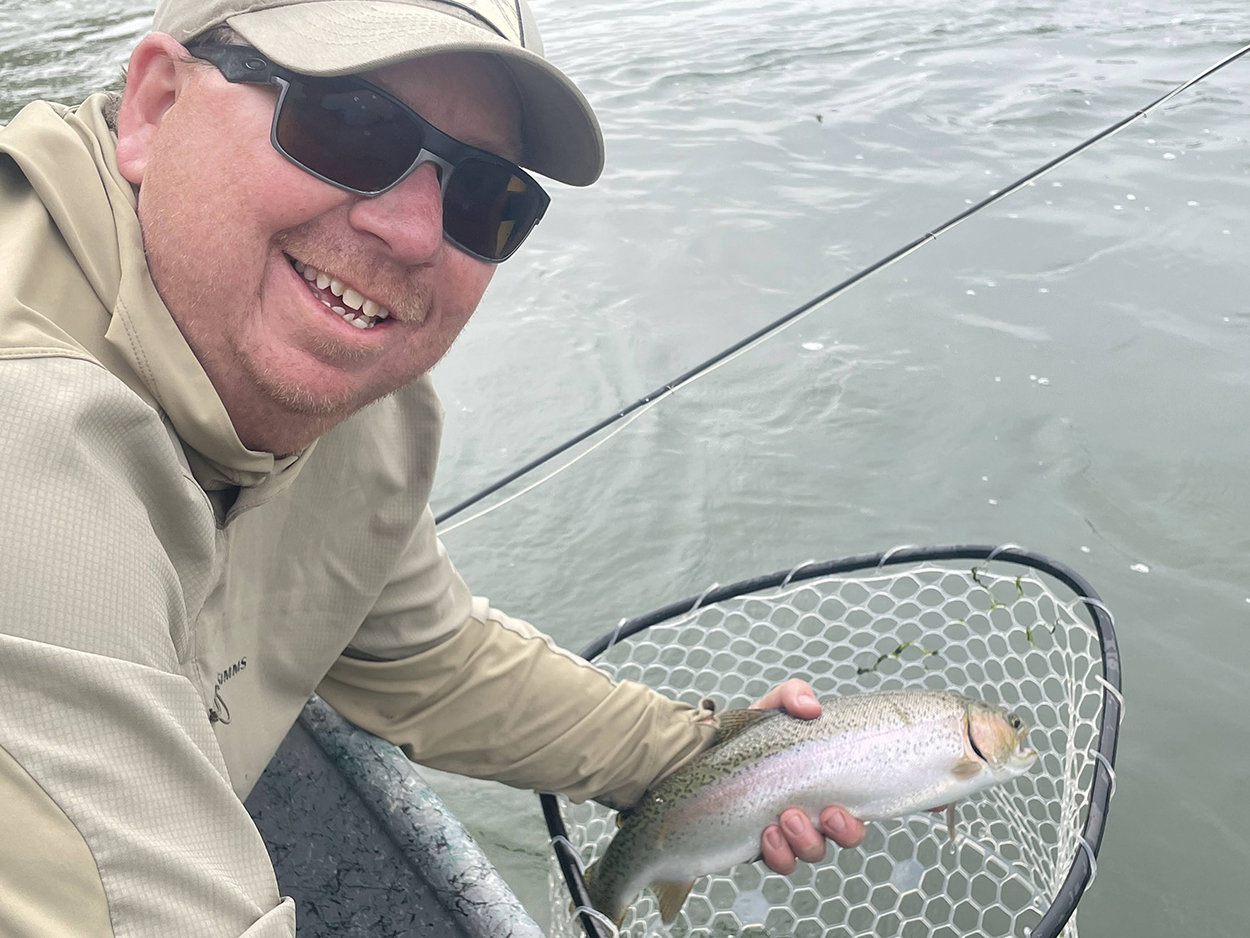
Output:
[245,695,544,938]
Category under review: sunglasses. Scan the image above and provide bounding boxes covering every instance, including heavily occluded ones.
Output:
[188,44,550,263]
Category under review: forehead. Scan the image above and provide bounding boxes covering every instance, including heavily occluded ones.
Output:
[363,52,525,164]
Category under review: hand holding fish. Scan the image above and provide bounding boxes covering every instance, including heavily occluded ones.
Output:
[584,684,1037,925]
[750,679,866,875]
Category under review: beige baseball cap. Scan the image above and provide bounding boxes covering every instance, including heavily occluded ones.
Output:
[152,0,604,185]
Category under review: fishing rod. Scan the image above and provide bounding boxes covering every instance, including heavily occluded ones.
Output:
[435,40,1250,533]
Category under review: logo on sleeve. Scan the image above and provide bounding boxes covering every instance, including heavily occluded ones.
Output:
[208,657,248,725]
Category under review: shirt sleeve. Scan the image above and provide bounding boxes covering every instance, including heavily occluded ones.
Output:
[0,357,295,938]
[318,507,718,809]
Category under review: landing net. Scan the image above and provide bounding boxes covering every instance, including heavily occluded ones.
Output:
[543,545,1121,938]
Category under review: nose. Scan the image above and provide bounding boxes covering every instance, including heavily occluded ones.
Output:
[347,162,445,264]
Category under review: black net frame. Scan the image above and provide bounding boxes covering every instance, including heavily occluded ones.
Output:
[541,544,1121,938]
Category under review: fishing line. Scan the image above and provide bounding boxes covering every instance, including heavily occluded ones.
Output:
[435,41,1250,533]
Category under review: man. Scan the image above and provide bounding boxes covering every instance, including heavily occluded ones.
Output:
[0,1,862,934]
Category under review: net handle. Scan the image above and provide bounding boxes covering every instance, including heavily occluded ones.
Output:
[543,793,617,938]
[541,543,1121,938]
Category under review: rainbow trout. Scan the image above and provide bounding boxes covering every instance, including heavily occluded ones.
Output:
[584,689,1037,924]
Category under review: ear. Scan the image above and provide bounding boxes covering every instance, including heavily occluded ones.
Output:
[114,32,198,186]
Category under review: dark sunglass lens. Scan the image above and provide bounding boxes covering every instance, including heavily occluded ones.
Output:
[276,77,424,192]
[443,158,544,260]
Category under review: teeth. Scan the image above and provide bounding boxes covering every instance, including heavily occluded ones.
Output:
[291,256,388,326]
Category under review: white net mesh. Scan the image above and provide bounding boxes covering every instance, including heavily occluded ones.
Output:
[548,559,1110,938]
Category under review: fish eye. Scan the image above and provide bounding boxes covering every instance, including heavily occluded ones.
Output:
[1009,716,1022,729]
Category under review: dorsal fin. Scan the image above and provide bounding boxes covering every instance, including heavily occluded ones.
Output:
[651,880,696,923]
[712,707,781,746]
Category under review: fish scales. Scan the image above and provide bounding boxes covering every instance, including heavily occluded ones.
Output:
[660,692,964,831]
[584,689,1036,924]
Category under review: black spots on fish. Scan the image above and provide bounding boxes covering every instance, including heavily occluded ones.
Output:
[711,707,780,746]
[581,859,601,910]
[583,860,627,926]
[856,639,942,675]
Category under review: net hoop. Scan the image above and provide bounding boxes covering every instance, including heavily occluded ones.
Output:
[542,544,1121,938]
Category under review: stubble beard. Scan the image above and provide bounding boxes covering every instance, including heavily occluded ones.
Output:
[147,224,434,441]
[138,166,453,452]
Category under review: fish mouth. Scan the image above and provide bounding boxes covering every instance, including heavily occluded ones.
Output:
[1014,747,1039,770]
[1012,717,1038,771]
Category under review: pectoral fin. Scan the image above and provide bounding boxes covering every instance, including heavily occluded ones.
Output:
[951,758,981,780]
[652,880,696,924]
[946,804,958,844]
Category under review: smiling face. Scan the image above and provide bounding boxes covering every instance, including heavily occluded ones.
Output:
[115,35,524,454]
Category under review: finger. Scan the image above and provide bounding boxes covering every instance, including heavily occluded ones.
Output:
[778,808,827,865]
[760,824,797,875]
[752,679,820,719]
[749,683,787,710]
[820,806,866,849]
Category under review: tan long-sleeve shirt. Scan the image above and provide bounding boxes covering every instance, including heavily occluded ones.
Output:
[0,94,715,937]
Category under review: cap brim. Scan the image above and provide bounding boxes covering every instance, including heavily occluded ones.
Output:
[227,0,604,186]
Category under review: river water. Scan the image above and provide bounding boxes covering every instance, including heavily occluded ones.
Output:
[3,1,1247,935]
